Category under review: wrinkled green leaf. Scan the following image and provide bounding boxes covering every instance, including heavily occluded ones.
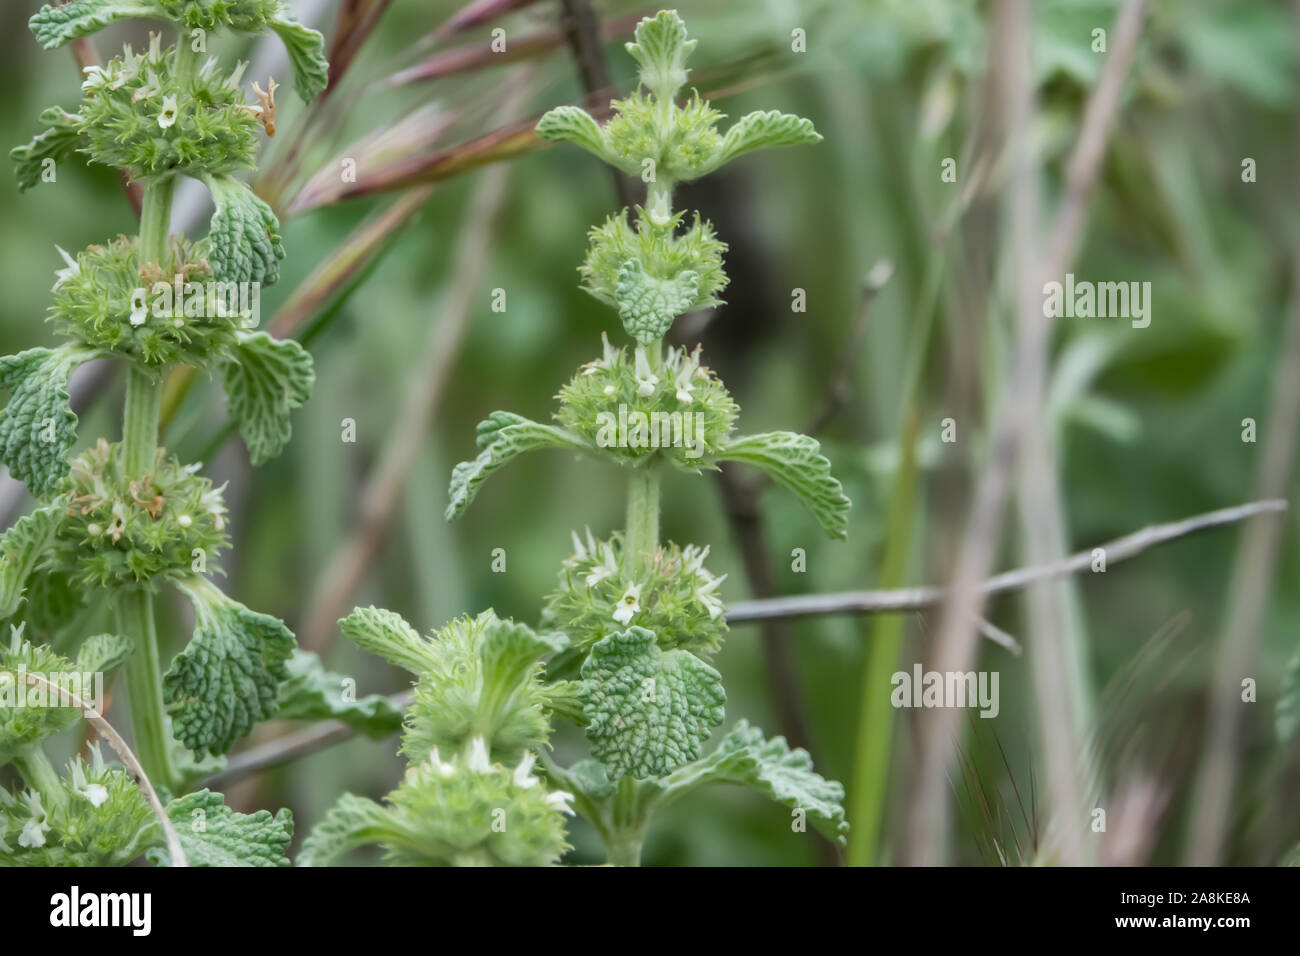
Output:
[11,108,84,191]
[269,9,329,101]
[297,792,391,867]
[710,110,822,171]
[338,605,436,676]
[28,0,158,49]
[655,719,849,845]
[276,649,403,737]
[446,412,589,520]
[718,431,851,539]
[615,258,700,344]
[581,626,725,779]
[0,345,88,496]
[1278,644,1300,744]
[0,502,64,620]
[625,9,696,99]
[221,331,314,466]
[164,579,295,758]
[149,789,292,866]
[204,174,285,286]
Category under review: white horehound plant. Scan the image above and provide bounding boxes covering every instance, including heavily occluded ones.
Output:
[304,10,851,867]
[0,1,402,866]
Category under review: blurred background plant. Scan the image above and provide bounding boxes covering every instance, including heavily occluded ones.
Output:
[2,0,1298,865]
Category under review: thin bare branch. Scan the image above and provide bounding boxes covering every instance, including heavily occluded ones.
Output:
[725,500,1285,623]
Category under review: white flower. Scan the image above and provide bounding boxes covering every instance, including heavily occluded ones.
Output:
[132,68,162,102]
[466,736,492,773]
[582,332,620,376]
[52,245,80,292]
[80,65,107,92]
[176,514,192,528]
[129,287,149,326]
[147,31,163,64]
[633,346,659,397]
[428,747,456,778]
[86,523,103,536]
[613,583,641,625]
[201,482,229,531]
[69,756,109,807]
[107,47,138,90]
[585,542,618,588]
[545,790,576,815]
[673,345,703,403]
[157,94,178,129]
[225,60,249,93]
[18,792,48,849]
[512,753,539,789]
[694,572,727,620]
[106,502,127,542]
[681,544,711,578]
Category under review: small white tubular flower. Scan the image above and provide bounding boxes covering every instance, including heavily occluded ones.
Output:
[157,94,179,129]
[466,736,492,773]
[52,245,80,292]
[201,482,228,531]
[176,513,193,528]
[18,792,49,849]
[674,346,702,403]
[225,59,249,92]
[428,747,456,778]
[585,543,618,588]
[633,347,659,397]
[681,544,711,578]
[132,68,162,102]
[147,31,163,63]
[129,287,149,326]
[80,65,107,92]
[613,582,642,625]
[69,757,108,807]
[545,790,576,815]
[106,502,127,542]
[197,56,220,82]
[107,47,137,90]
[694,572,727,620]
[570,528,590,562]
[583,331,620,376]
[513,753,539,789]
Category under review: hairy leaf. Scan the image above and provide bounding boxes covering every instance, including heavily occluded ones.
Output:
[614,258,700,344]
[708,110,822,173]
[164,579,295,757]
[0,632,81,763]
[338,605,437,676]
[149,789,292,866]
[0,346,88,495]
[28,0,159,49]
[11,108,84,191]
[655,719,848,845]
[0,502,64,619]
[718,431,851,539]
[221,331,314,466]
[446,412,589,520]
[276,649,403,737]
[269,9,329,101]
[297,792,393,866]
[581,626,725,779]
[624,9,696,100]
[204,174,285,286]
[535,106,628,171]
[74,633,133,677]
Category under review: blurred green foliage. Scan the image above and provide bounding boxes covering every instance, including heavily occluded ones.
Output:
[2,0,1299,865]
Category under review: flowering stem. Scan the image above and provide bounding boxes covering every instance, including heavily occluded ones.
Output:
[117,167,179,792]
[624,465,660,574]
[116,587,177,791]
